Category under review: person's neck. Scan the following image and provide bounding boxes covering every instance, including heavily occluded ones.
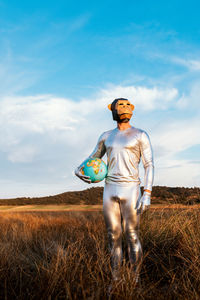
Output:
[117,122,131,131]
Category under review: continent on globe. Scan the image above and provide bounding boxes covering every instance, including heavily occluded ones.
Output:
[81,158,107,183]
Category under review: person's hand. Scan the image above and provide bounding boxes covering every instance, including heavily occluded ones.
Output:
[75,166,91,184]
[138,191,151,213]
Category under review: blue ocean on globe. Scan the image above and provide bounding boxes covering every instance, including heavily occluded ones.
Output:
[81,158,107,183]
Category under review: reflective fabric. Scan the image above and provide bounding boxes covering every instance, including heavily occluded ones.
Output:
[80,126,154,278]
[103,182,142,277]
[88,126,154,191]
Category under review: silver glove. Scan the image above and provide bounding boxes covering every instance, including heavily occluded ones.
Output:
[138,191,151,213]
[75,166,91,184]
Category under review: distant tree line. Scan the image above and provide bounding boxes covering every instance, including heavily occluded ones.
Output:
[0,186,199,206]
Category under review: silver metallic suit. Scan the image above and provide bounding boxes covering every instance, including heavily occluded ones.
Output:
[87,126,154,277]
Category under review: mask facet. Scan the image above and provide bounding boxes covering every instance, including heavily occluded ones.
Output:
[108,98,135,122]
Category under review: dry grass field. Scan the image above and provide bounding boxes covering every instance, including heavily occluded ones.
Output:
[0,207,200,299]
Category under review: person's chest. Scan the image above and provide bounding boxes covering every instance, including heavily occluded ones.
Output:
[105,130,140,153]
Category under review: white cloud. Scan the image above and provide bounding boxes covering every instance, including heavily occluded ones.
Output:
[154,158,200,187]
[151,116,200,187]
[98,84,178,111]
[172,57,200,71]
[176,81,200,109]
[0,84,178,154]
[152,117,200,158]
[0,83,199,197]
[8,145,39,163]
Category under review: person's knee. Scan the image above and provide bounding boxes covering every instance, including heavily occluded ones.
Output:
[107,226,122,245]
[125,227,138,244]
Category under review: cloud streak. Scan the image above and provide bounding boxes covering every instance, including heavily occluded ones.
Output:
[172,57,200,71]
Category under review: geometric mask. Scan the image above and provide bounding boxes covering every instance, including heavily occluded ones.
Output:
[108,98,135,123]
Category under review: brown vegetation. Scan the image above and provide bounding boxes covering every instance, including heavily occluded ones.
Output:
[0,209,200,299]
[0,186,200,206]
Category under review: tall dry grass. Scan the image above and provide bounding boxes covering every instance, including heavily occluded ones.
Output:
[0,209,199,299]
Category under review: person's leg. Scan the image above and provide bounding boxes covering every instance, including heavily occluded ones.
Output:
[103,183,122,279]
[120,184,142,277]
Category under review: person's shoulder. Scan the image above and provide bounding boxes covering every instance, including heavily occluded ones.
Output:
[98,128,115,140]
[130,126,144,135]
[131,127,150,139]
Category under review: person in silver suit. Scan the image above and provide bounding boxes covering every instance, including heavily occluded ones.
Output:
[75,98,154,281]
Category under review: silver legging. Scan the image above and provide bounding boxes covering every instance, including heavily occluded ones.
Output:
[103,182,142,277]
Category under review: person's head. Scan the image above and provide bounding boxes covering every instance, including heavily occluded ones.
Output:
[108,98,135,123]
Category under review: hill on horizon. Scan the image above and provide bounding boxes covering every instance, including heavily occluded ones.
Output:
[0,186,199,206]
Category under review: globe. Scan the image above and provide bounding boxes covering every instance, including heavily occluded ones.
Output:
[81,158,107,183]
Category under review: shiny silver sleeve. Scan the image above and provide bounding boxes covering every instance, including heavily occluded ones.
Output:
[88,132,106,159]
[140,131,154,191]
[77,132,106,168]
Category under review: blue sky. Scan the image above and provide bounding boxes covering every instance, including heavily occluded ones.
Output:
[0,0,200,197]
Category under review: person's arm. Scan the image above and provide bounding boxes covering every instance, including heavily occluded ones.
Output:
[75,132,106,183]
[140,131,154,211]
